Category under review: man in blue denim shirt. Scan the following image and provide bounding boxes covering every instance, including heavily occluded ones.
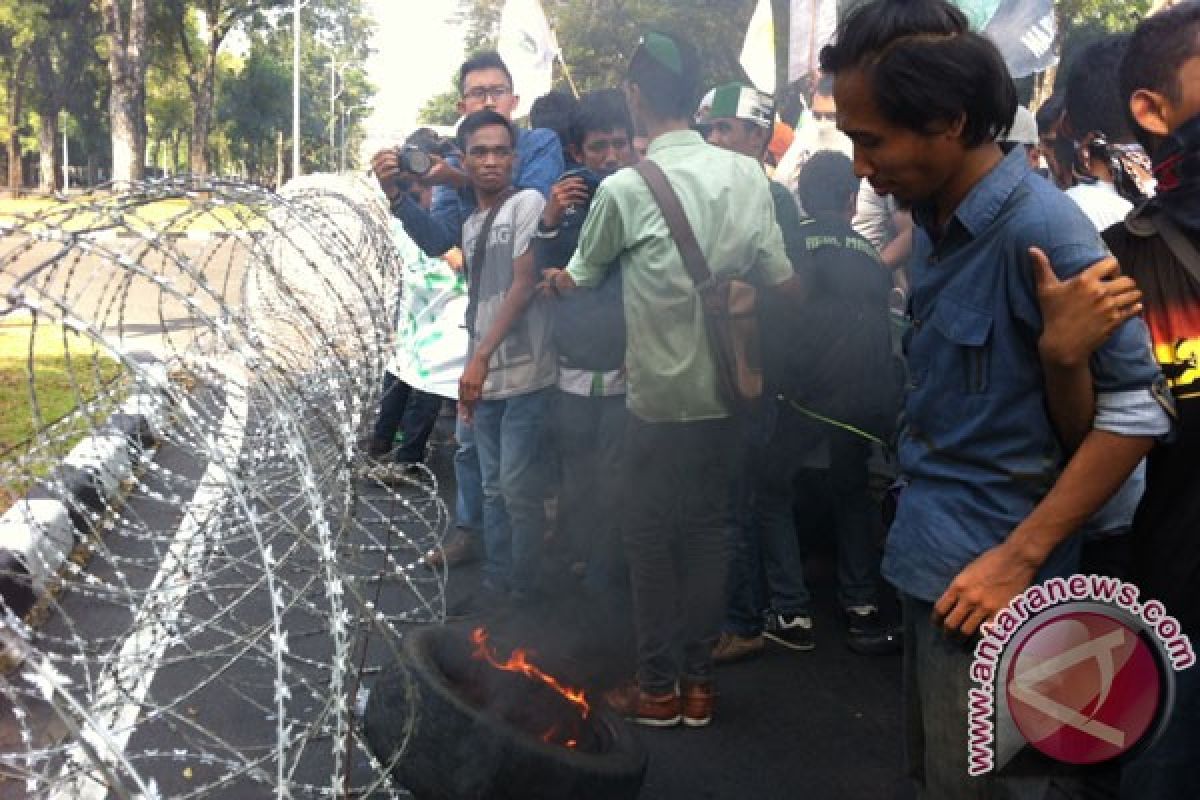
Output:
[823,1,1170,796]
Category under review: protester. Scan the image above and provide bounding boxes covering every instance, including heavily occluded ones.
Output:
[999,105,1040,170]
[1063,36,1154,232]
[822,0,1169,793]
[1037,5,1200,795]
[693,81,810,661]
[455,109,555,603]
[372,51,563,570]
[530,89,579,163]
[534,89,635,591]
[543,31,800,728]
[1036,91,1074,189]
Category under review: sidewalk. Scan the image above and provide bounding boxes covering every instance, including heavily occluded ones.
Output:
[409,421,912,800]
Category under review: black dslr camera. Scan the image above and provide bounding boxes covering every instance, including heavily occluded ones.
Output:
[394,144,434,177]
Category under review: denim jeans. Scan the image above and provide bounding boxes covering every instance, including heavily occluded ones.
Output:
[727,403,880,635]
[472,389,550,596]
[454,414,483,533]
[553,390,628,592]
[901,594,1086,799]
[623,415,734,695]
[371,372,442,463]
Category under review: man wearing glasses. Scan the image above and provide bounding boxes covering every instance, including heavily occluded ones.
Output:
[372,51,563,258]
[371,52,563,572]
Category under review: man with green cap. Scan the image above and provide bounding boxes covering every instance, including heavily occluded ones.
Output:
[543,32,802,728]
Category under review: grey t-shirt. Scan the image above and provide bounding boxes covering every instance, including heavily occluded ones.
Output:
[462,188,556,400]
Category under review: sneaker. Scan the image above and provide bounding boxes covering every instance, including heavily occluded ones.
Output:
[764,613,814,651]
[681,681,715,727]
[845,606,902,656]
[366,461,425,488]
[712,632,764,663]
[604,683,681,728]
[421,528,482,569]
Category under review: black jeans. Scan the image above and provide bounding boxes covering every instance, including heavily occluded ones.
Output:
[623,414,735,694]
[371,371,442,463]
[554,390,628,592]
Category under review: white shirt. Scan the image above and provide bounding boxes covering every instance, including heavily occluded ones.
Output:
[1065,181,1133,232]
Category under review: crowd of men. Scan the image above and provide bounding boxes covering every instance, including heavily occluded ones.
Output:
[367,0,1200,796]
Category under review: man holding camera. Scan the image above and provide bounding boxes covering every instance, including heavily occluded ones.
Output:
[371,52,563,571]
[534,90,635,591]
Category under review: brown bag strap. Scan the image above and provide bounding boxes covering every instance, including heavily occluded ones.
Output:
[634,160,715,290]
[466,187,516,334]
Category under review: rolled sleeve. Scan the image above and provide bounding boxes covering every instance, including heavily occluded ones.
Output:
[1094,387,1174,438]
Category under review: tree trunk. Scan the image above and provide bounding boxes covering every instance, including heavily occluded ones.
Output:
[6,53,29,191]
[187,38,220,176]
[100,0,148,184]
[37,112,60,192]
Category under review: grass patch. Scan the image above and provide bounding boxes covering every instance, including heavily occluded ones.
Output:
[0,320,124,514]
[0,196,266,234]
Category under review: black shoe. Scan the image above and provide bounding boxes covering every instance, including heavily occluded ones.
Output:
[764,613,814,651]
[845,606,902,656]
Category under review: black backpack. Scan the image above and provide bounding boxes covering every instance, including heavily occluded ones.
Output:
[552,266,626,371]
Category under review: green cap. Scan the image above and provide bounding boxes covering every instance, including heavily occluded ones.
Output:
[635,31,683,76]
[696,83,774,129]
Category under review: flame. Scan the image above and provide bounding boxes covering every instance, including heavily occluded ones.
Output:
[470,627,591,720]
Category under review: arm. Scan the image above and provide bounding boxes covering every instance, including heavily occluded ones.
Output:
[1031,246,1144,451]
[459,245,539,417]
[934,430,1154,635]
[879,210,913,271]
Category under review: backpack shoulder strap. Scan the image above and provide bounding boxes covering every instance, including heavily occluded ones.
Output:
[1149,211,1200,285]
[634,160,713,289]
[466,187,517,333]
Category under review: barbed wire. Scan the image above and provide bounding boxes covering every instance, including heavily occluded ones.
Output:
[0,174,447,798]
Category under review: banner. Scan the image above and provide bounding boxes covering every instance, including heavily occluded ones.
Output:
[976,0,1057,78]
[497,0,559,119]
[740,0,777,93]
[787,0,837,83]
[388,219,470,400]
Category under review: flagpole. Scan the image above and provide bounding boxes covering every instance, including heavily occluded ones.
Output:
[557,52,581,99]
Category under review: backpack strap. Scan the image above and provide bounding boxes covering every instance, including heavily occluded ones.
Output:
[465,187,517,335]
[1151,212,1200,286]
[634,160,714,290]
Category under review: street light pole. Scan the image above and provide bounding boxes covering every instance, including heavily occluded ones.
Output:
[60,110,69,193]
[292,0,301,181]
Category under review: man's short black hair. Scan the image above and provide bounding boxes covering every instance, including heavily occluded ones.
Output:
[457,109,515,152]
[626,30,700,120]
[819,0,1017,147]
[798,150,859,215]
[458,51,514,94]
[1065,35,1134,142]
[1035,91,1065,136]
[1120,0,1200,150]
[569,89,633,149]
[531,90,578,149]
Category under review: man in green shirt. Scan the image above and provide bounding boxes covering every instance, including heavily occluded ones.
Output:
[543,32,798,728]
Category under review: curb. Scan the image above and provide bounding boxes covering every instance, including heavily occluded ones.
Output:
[0,352,174,618]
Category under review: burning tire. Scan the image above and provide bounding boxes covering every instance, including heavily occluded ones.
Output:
[363,625,647,800]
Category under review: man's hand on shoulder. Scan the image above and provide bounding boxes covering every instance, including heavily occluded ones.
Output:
[1031,246,1144,368]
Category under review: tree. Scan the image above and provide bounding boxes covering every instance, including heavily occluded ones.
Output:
[451,0,757,106]
[418,88,460,126]
[163,0,292,177]
[97,0,148,183]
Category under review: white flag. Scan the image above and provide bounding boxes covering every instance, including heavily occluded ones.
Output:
[497,0,559,119]
[788,0,838,83]
[740,0,776,94]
